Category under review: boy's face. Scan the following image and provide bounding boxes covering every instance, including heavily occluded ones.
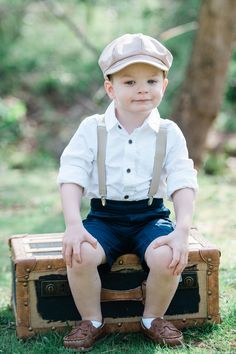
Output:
[104,63,168,118]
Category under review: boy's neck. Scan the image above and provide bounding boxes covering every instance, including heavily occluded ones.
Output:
[115,108,151,135]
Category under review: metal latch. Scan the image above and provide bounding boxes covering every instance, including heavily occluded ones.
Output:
[40,280,71,297]
[178,272,198,289]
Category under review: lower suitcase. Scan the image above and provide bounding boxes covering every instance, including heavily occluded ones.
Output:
[9,227,221,339]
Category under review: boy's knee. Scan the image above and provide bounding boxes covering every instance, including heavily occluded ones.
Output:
[145,245,173,274]
[72,242,102,271]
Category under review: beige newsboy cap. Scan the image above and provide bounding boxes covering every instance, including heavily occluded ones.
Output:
[98,33,173,78]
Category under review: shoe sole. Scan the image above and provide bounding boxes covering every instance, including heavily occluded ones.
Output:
[140,322,184,347]
[64,334,108,352]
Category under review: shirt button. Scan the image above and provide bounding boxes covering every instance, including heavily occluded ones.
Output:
[128,139,133,144]
[118,125,122,129]
[124,195,129,199]
[126,168,131,173]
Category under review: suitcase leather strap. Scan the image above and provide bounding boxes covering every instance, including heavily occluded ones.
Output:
[97,115,167,206]
[101,285,144,302]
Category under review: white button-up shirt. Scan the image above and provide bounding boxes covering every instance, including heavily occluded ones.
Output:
[57,101,198,200]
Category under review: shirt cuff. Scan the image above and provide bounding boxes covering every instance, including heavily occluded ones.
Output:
[167,172,198,200]
[57,165,88,189]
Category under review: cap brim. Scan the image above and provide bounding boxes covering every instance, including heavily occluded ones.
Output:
[104,55,169,77]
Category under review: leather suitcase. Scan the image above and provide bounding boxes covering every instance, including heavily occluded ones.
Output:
[9,227,221,339]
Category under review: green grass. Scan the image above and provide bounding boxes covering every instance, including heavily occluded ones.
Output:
[0,166,236,353]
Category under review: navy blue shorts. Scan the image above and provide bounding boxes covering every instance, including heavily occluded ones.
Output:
[83,198,175,267]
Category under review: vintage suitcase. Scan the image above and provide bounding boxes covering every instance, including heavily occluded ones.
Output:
[9,227,221,339]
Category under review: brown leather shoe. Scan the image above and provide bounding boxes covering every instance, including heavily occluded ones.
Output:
[63,320,106,352]
[141,317,184,347]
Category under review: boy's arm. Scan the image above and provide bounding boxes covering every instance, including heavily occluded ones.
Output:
[60,183,97,267]
[173,187,195,236]
[153,188,195,275]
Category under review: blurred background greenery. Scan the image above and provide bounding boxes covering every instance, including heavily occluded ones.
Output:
[0,0,235,174]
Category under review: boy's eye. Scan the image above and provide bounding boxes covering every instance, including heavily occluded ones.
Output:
[125,80,135,86]
[147,79,157,84]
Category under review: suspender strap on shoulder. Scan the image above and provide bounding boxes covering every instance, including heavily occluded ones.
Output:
[148,125,167,206]
[97,115,107,206]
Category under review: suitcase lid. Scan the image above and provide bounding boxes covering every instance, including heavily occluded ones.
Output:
[9,233,65,277]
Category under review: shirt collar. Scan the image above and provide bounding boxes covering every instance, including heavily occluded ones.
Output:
[104,100,161,132]
[104,101,118,131]
[144,107,161,133]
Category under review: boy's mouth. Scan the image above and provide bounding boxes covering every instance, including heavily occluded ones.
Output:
[133,99,151,102]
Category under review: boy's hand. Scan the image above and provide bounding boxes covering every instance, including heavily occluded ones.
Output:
[152,229,189,276]
[62,224,97,267]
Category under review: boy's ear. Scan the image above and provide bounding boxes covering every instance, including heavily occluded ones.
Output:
[162,78,168,94]
[104,79,114,99]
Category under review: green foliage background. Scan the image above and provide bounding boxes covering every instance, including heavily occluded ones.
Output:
[0,0,235,170]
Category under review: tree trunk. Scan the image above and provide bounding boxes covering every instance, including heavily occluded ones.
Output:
[172,0,236,166]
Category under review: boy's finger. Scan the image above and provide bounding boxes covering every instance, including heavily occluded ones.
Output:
[73,243,82,263]
[169,249,180,269]
[86,234,98,248]
[65,245,73,268]
[152,235,169,249]
[174,253,186,275]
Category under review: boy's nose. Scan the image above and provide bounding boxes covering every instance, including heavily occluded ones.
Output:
[138,86,148,94]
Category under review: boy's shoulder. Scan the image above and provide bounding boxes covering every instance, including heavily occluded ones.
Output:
[77,114,105,135]
[80,113,103,126]
[160,118,180,131]
[159,118,185,142]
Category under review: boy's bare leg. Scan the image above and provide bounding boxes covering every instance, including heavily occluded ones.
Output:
[66,242,106,322]
[143,243,180,318]
[141,242,184,346]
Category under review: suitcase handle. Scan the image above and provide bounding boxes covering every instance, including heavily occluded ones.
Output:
[101,286,143,302]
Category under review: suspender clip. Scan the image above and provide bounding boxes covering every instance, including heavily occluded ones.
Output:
[101,196,106,207]
[148,196,154,206]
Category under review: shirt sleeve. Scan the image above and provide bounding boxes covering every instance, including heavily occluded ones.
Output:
[57,116,97,188]
[164,121,198,200]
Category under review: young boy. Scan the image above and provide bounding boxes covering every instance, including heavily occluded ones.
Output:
[57,33,198,351]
